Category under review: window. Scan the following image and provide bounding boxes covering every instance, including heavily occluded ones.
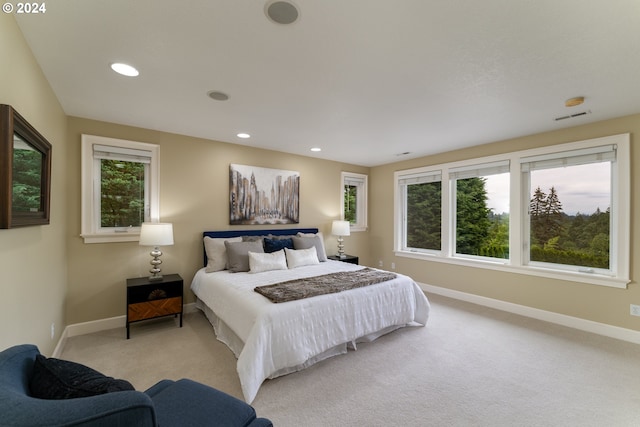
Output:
[398,170,441,252]
[341,172,368,231]
[450,161,510,260]
[521,145,615,274]
[81,134,160,243]
[394,134,630,288]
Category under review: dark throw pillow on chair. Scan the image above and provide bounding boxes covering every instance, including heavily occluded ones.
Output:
[29,354,134,399]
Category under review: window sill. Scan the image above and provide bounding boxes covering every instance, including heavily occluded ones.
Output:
[394,250,629,289]
[350,226,367,232]
[81,232,140,244]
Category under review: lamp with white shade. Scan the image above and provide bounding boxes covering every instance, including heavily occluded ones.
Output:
[331,220,351,258]
[139,222,174,281]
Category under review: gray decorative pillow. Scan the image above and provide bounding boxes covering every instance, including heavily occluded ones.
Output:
[293,234,327,262]
[225,240,265,272]
[203,236,242,272]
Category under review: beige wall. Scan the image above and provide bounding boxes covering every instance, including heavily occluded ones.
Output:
[65,117,370,324]
[0,15,68,355]
[370,114,640,332]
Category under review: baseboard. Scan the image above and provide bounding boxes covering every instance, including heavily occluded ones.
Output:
[52,303,198,357]
[419,282,640,345]
[53,293,640,355]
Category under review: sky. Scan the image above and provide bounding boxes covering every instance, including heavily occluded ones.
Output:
[485,163,610,216]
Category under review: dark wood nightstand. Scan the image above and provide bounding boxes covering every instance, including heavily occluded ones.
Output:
[328,254,359,265]
[126,273,183,339]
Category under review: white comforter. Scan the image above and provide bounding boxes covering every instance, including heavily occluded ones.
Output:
[190,260,430,403]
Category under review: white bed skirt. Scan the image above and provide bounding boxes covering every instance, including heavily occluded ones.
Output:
[196,297,405,380]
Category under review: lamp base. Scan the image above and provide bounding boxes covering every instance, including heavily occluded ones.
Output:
[148,247,164,281]
[336,236,346,258]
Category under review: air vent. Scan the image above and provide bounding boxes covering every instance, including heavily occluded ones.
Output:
[554,110,591,121]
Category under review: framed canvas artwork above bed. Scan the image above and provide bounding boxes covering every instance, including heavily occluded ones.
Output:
[229,164,300,225]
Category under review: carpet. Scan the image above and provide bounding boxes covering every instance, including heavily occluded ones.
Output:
[60,293,640,426]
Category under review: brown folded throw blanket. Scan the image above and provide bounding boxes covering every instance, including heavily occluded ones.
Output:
[254,268,397,303]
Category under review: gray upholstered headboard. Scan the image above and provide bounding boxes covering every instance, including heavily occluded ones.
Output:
[202,228,319,267]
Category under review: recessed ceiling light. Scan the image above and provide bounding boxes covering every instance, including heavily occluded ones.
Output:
[110,62,139,77]
[237,133,251,139]
[208,90,229,101]
[310,147,321,152]
[265,1,299,25]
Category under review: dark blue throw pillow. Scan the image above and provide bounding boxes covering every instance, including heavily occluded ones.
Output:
[263,237,294,253]
[29,354,134,399]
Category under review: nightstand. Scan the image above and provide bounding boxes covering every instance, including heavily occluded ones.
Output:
[328,254,359,265]
[126,273,183,339]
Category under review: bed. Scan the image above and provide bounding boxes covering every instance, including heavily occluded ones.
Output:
[190,228,430,403]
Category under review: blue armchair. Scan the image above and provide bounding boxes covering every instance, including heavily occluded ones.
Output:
[0,344,272,427]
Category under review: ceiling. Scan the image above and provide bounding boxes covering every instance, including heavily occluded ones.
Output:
[15,0,640,167]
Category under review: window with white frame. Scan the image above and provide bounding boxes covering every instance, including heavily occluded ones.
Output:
[341,172,368,231]
[521,144,616,274]
[398,170,442,253]
[394,134,630,288]
[81,134,160,243]
[450,161,510,260]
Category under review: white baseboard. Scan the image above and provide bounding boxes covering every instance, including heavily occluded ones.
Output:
[52,292,640,356]
[419,282,640,345]
[52,303,198,357]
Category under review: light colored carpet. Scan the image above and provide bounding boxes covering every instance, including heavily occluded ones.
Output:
[60,294,640,426]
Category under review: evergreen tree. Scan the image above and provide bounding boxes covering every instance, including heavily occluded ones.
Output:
[530,186,563,246]
[530,186,546,216]
[456,177,490,255]
[541,186,563,246]
[529,186,547,246]
[406,181,441,250]
[100,160,145,227]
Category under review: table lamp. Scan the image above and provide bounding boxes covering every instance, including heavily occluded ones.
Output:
[139,222,174,281]
[331,220,351,258]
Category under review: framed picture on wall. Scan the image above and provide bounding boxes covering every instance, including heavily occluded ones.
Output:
[229,164,299,225]
[0,104,52,228]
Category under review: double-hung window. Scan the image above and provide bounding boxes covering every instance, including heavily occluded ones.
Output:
[394,133,630,288]
[81,134,160,243]
[341,172,368,231]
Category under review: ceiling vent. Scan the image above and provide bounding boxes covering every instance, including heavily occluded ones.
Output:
[554,110,591,121]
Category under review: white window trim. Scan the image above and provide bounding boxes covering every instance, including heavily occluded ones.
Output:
[341,171,368,232]
[394,133,630,289]
[81,134,160,244]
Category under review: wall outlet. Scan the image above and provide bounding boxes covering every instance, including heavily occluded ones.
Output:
[378,260,383,267]
[50,323,55,339]
[630,304,640,317]
[391,262,396,270]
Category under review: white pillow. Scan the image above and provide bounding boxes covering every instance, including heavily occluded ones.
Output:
[285,247,320,268]
[249,250,288,273]
[204,236,242,272]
